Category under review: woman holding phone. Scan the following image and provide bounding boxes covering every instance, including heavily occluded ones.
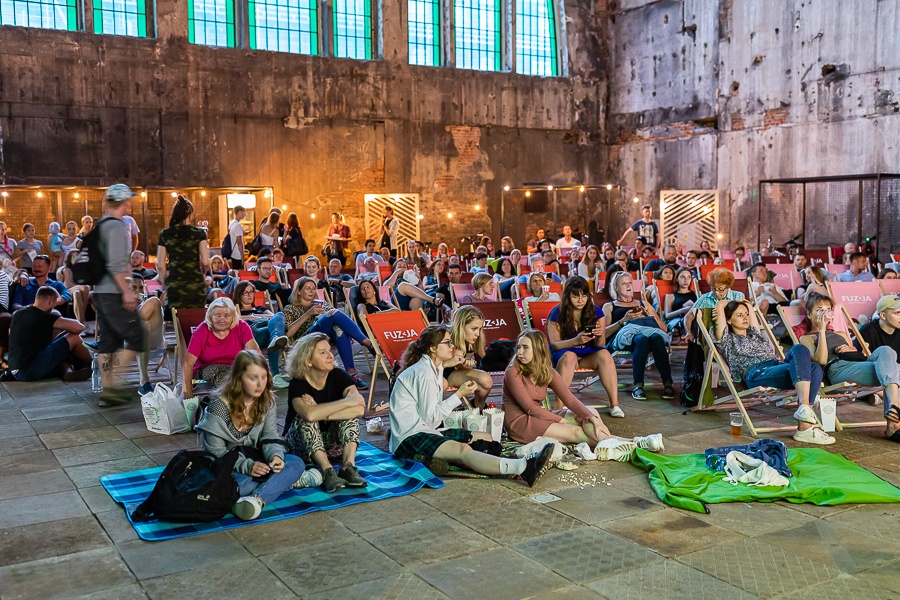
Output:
[546,276,623,417]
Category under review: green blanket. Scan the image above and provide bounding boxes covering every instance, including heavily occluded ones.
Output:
[631,448,900,514]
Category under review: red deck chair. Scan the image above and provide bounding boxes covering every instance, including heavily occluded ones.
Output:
[766,264,799,297]
[237,270,258,281]
[285,269,304,287]
[521,301,601,394]
[803,249,830,266]
[880,279,900,295]
[145,279,164,296]
[517,281,562,300]
[358,309,429,411]
[826,281,881,323]
[826,263,850,277]
[459,272,474,284]
[172,308,208,385]
[461,301,522,346]
[377,264,393,284]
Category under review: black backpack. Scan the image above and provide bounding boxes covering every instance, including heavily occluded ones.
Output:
[284,227,308,257]
[679,341,704,409]
[221,230,233,262]
[131,449,240,523]
[480,339,517,372]
[72,216,112,286]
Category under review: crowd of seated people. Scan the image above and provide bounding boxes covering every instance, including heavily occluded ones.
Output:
[4,197,900,517]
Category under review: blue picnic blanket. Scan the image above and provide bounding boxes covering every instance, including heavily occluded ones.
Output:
[100,441,444,541]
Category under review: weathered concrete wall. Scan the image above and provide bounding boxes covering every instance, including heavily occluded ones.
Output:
[0,0,608,251]
[606,0,900,250]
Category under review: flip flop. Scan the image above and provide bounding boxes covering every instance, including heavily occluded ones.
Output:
[885,405,900,423]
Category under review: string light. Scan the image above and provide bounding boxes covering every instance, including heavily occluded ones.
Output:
[716,233,724,240]
[0,192,6,197]
[140,192,147,198]
[37,191,43,198]
[547,185,553,191]
[417,214,424,220]
[264,189,273,198]
[525,191,532,198]
[503,185,510,191]
[579,185,585,193]
[200,190,206,197]
[606,184,613,190]
[474,205,481,211]
[310,213,316,219]
[73,193,80,199]
[447,212,453,219]
[633,197,640,203]
[281,204,287,211]
[171,192,178,198]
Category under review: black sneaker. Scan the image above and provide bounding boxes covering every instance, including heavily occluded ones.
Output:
[338,464,367,488]
[413,454,450,476]
[521,444,554,488]
[322,467,346,493]
[661,384,675,399]
[631,386,647,400]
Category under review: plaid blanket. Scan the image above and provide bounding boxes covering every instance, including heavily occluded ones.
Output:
[100,441,444,541]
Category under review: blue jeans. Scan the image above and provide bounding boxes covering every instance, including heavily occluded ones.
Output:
[826,346,900,416]
[234,453,305,506]
[623,332,672,386]
[499,280,515,300]
[250,313,286,375]
[744,344,822,405]
[308,310,368,372]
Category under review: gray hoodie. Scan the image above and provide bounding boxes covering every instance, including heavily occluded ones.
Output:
[196,397,284,476]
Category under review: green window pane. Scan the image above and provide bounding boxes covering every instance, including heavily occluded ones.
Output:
[1,0,76,30]
[249,0,317,55]
[515,0,557,76]
[333,0,371,60]
[454,0,501,71]
[188,0,235,47]
[92,0,147,36]
[408,0,440,66]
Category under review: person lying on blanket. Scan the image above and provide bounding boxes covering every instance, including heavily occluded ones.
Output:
[282,333,367,494]
[389,324,554,486]
[711,298,834,446]
[503,330,663,462]
[196,350,316,521]
[799,293,900,443]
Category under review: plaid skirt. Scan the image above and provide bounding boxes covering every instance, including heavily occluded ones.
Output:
[394,428,473,460]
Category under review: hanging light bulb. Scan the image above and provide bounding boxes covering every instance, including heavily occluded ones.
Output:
[503,185,510,191]
[547,185,553,191]
[525,191,532,198]
[281,204,287,211]
[0,191,7,197]
[633,197,640,203]
[606,184,613,190]
[716,233,724,240]
[73,193,80,199]
[37,191,43,198]
[140,191,147,198]
[417,214,424,220]
[171,192,178,198]
[200,190,206,197]
[474,205,481,211]
[579,185,585,193]
[310,213,316,219]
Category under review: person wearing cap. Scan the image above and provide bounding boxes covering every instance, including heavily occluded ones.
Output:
[861,296,900,441]
[93,184,146,406]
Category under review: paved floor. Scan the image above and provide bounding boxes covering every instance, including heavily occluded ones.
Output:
[1,351,899,600]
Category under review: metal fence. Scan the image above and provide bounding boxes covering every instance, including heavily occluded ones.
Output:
[757,174,900,263]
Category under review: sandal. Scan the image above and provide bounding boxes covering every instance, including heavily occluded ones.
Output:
[885,405,900,423]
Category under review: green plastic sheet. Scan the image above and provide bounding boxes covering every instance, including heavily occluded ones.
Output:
[631,448,900,514]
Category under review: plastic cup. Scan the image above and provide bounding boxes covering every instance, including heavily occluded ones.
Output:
[729,412,743,437]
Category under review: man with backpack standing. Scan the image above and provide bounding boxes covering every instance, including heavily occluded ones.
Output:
[92,184,145,406]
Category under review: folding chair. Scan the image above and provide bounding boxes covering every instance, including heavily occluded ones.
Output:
[285,269,304,288]
[825,263,850,277]
[377,264,393,284]
[521,301,600,393]
[802,249,830,266]
[237,270,257,281]
[145,279,164,296]
[358,309,429,412]
[766,264,799,298]
[516,281,562,300]
[880,279,900,295]
[692,308,802,436]
[461,301,523,345]
[171,308,208,387]
[450,283,475,308]
[826,281,881,322]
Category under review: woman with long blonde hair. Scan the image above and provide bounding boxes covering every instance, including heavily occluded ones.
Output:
[196,350,309,520]
[444,305,493,408]
[503,330,662,458]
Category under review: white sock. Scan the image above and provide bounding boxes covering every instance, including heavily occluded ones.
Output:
[500,457,526,475]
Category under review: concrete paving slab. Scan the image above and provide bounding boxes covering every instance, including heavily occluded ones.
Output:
[414,477,523,513]
[40,426,125,450]
[453,497,583,546]
[114,422,160,439]
[585,559,758,600]
[694,500,817,536]
[304,572,448,600]
[0,514,111,567]
[97,404,146,425]
[770,572,900,599]
[0,420,36,439]
[131,432,197,454]
[548,483,665,524]
[525,586,607,600]
[29,413,110,435]
[0,448,61,477]
[0,468,75,501]
[415,547,569,600]
[325,494,442,533]
[599,507,744,557]
[117,531,252,580]
[141,557,296,600]
[95,508,141,544]
[0,547,135,600]
[64,455,157,488]
[678,536,843,597]
[856,559,900,595]
[0,435,46,458]
[262,536,402,597]
[231,512,352,556]
[53,439,146,467]
[21,402,97,421]
[514,526,664,583]
[363,515,499,566]
[0,489,90,529]
[69,583,149,599]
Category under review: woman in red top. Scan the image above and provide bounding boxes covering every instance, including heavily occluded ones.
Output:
[324,212,351,266]
[182,297,260,397]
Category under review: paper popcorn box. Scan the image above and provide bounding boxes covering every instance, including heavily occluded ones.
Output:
[483,407,505,441]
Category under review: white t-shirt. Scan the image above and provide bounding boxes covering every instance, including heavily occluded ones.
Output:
[556,237,581,252]
[122,215,140,237]
[228,219,244,260]
[355,252,385,270]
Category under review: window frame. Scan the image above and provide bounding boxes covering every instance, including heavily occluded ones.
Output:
[330,0,375,60]
[188,0,236,47]
[514,0,558,77]
[407,0,441,67]
[247,0,320,55]
[0,0,79,31]
[451,0,503,72]
[92,0,150,37]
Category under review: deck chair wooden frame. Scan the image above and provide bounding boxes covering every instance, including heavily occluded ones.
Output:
[171,308,208,387]
[880,279,900,295]
[776,304,885,430]
[521,301,601,394]
[826,281,881,323]
[358,309,430,412]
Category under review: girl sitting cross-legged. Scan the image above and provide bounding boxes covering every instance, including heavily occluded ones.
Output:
[389,325,554,486]
[504,330,663,460]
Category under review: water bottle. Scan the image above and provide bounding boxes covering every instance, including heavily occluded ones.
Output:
[91,355,102,393]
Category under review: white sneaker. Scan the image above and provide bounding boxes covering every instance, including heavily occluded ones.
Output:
[516,438,556,459]
[232,495,264,520]
[267,335,289,351]
[574,442,597,461]
[594,438,637,462]
[609,406,625,418]
[633,433,664,452]
[793,404,819,425]
[291,469,324,490]
[271,374,290,389]
[792,426,836,445]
